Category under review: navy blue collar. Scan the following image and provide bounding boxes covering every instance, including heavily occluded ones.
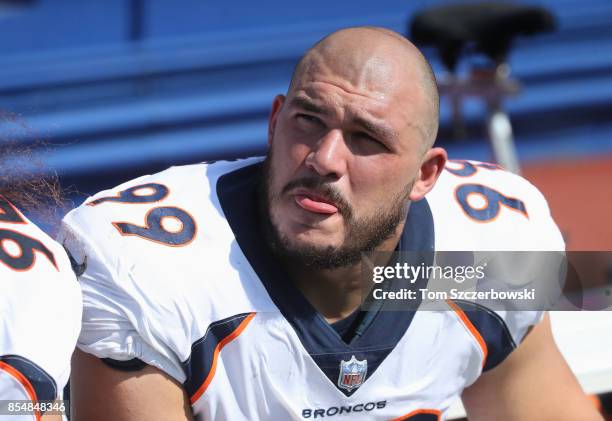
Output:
[217,162,435,395]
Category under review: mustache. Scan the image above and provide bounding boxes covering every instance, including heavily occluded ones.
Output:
[281,176,352,217]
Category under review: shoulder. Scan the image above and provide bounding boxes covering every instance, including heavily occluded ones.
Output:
[423,161,560,370]
[426,160,564,250]
[57,159,271,381]
[0,197,81,394]
[0,196,81,321]
[60,158,265,309]
[63,158,261,233]
[61,158,260,271]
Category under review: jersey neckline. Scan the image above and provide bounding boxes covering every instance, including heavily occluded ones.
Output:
[216,161,435,396]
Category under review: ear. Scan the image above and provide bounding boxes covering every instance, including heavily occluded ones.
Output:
[409,147,448,201]
[268,95,286,146]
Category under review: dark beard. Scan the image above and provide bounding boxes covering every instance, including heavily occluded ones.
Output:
[257,155,412,270]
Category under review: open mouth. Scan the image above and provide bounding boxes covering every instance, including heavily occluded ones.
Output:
[293,189,339,214]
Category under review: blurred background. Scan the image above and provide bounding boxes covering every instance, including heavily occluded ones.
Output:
[1,0,611,417]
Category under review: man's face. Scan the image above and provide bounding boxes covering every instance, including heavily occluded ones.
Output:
[262,51,429,268]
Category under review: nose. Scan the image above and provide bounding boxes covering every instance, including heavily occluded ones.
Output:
[305,129,348,178]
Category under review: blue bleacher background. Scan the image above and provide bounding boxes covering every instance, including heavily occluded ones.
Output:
[1,0,611,206]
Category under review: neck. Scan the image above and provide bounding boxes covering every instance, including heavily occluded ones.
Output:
[287,223,405,323]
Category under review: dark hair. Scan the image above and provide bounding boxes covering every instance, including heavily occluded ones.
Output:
[0,110,66,222]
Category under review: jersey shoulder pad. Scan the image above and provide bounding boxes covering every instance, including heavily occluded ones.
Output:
[58,159,269,382]
[0,198,81,394]
[427,160,564,251]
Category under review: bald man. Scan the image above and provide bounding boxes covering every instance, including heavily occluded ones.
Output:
[61,27,600,420]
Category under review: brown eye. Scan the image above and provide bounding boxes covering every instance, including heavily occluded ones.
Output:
[355,132,387,150]
[296,114,322,125]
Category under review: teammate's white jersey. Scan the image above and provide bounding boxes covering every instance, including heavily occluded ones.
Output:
[59,158,564,421]
[0,197,81,421]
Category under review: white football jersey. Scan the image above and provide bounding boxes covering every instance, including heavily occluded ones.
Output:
[0,197,82,421]
[59,158,564,421]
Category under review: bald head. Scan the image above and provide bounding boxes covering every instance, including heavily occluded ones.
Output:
[288,27,439,149]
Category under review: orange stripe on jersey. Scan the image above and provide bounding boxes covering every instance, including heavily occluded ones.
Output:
[190,312,256,404]
[589,394,602,412]
[389,408,441,421]
[0,360,41,421]
[446,299,488,368]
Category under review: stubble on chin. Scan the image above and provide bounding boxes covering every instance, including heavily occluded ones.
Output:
[257,157,412,270]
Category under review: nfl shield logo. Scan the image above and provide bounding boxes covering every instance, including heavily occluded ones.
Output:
[337,355,367,392]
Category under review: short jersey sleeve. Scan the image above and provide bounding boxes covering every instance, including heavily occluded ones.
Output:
[429,162,566,370]
[1,202,82,403]
[55,163,240,385]
[59,208,189,384]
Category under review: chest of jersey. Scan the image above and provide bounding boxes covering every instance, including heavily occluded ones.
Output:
[188,310,482,421]
[62,159,559,421]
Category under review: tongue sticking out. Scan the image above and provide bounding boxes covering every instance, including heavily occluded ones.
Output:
[295,194,338,214]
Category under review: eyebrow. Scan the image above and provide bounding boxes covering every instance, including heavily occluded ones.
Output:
[290,96,332,116]
[290,95,399,145]
[353,115,399,146]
